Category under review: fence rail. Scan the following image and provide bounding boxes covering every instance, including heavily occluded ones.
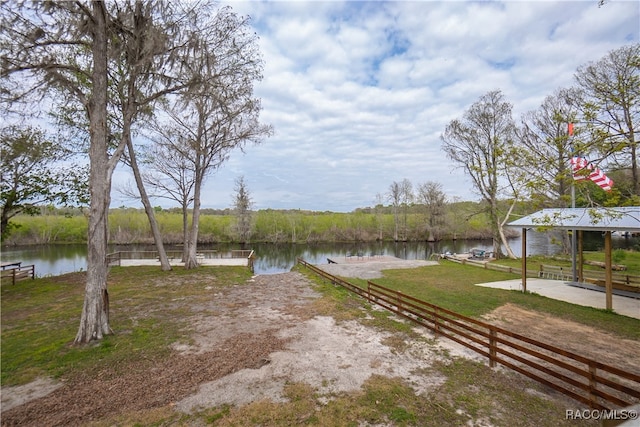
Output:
[297,258,640,410]
[443,256,639,292]
[0,265,35,284]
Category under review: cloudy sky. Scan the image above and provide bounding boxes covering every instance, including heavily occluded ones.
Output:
[113,0,639,212]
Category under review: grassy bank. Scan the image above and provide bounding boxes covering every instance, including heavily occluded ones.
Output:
[3,262,629,425]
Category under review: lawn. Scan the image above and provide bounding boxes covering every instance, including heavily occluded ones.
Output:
[349,260,640,340]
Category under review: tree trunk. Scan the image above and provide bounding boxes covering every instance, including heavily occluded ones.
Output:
[185,172,202,269]
[75,2,112,344]
[498,200,517,259]
[126,139,171,271]
[182,201,189,263]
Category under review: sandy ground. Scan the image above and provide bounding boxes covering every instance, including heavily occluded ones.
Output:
[321,256,438,279]
[2,260,638,425]
[173,272,453,413]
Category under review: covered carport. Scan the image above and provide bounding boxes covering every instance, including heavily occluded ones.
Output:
[508,206,640,312]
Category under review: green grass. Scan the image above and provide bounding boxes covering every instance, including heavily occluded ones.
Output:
[1,265,253,387]
[350,260,640,340]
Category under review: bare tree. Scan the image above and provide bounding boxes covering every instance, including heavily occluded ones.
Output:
[517,88,584,206]
[386,179,413,241]
[516,88,585,253]
[441,90,518,258]
[399,178,413,241]
[574,43,640,196]
[417,181,446,242]
[139,130,196,262]
[110,1,225,271]
[154,7,273,268]
[387,181,401,241]
[233,176,253,244]
[373,192,385,240]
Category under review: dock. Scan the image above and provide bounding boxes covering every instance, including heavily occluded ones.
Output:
[107,250,255,270]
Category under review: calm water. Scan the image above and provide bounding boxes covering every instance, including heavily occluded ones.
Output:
[1,231,638,277]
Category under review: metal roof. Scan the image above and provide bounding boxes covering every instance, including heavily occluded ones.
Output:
[507,207,640,232]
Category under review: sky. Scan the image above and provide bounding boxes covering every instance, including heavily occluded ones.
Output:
[111,0,640,212]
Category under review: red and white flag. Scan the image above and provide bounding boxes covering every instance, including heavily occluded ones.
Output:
[570,157,614,192]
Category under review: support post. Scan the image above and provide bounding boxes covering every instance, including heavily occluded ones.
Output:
[521,228,527,292]
[604,231,613,310]
[578,230,584,283]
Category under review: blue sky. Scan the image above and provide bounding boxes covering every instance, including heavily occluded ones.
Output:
[113,0,640,212]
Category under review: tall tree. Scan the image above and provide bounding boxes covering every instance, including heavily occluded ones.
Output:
[417,181,446,242]
[138,129,196,262]
[516,88,584,253]
[574,43,640,196]
[1,1,265,342]
[233,176,253,244]
[154,7,272,268]
[386,179,413,241]
[441,90,517,258]
[2,0,135,343]
[387,181,401,241]
[110,1,246,271]
[517,88,583,207]
[399,178,413,241]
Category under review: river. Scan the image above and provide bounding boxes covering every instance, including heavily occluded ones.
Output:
[1,230,638,277]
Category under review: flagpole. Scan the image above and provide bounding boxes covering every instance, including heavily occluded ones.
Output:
[571,182,577,283]
[569,122,577,282]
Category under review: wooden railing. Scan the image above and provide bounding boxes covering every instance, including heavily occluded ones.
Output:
[442,256,639,292]
[106,250,255,269]
[297,258,640,410]
[1,265,35,284]
[539,264,640,292]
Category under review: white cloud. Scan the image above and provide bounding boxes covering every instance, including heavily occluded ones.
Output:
[113,0,639,212]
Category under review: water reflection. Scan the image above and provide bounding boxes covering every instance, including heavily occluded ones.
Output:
[1,230,637,277]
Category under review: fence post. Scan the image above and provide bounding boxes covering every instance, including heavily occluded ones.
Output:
[433,307,439,337]
[588,361,597,409]
[489,328,497,368]
[396,289,402,313]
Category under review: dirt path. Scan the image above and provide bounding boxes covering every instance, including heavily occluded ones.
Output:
[2,270,638,426]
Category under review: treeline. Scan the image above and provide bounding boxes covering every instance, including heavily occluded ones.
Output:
[2,201,522,246]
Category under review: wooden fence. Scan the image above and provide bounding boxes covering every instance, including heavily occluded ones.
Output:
[297,258,640,410]
[1,265,35,285]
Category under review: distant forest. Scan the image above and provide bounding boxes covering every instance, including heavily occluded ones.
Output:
[2,200,524,246]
